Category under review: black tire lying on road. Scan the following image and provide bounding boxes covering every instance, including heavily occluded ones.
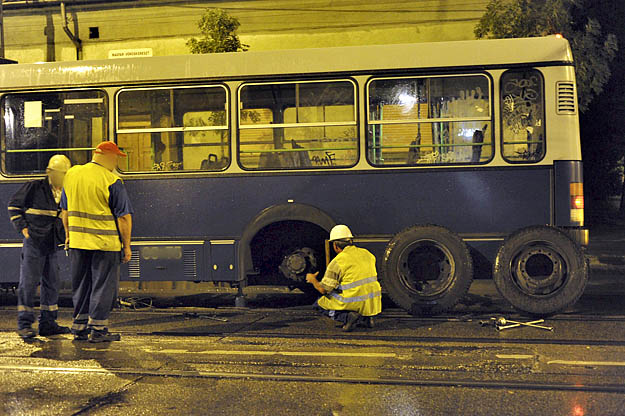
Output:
[493,226,588,315]
[381,225,473,315]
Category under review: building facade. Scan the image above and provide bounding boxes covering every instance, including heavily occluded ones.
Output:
[3,0,489,63]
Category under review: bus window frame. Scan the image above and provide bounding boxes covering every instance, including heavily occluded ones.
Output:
[236,78,360,172]
[499,68,547,165]
[114,83,231,174]
[365,72,495,168]
[0,88,109,178]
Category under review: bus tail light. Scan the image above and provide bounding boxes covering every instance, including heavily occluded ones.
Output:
[570,182,584,225]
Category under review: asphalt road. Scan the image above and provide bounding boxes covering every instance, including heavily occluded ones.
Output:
[0,271,624,416]
[0,225,624,415]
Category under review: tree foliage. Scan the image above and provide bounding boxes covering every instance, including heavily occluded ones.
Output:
[187,8,249,54]
[475,0,618,113]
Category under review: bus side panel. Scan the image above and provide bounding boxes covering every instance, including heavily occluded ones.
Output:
[0,247,21,285]
[0,183,31,285]
[121,167,551,276]
[0,167,552,283]
[0,246,71,286]
[0,182,23,240]
[123,168,551,237]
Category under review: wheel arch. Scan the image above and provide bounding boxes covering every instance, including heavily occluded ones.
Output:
[238,203,336,282]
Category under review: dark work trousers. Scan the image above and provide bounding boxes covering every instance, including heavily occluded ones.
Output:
[313,299,350,324]
[70,249,120,334]
[17,238,61,329]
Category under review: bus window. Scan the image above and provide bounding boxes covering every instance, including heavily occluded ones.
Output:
[367,75,492,166]
[238,80,358,170]
[116,85,229,172]
[1,90,107,175]
[500,69,545,162]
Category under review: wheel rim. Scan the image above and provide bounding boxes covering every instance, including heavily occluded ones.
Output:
[395,239,456,298]
[509,241,568,297]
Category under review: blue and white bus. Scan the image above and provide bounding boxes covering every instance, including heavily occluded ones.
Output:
[0,36,587,315]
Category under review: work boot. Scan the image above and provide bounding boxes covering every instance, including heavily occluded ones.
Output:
[342,312,360,332]
[361,316,374,329]
[73,331,89,341]
[88,329,121,343]
[39,322,71,337]
[18,326,36,339]
[356,316,374,329]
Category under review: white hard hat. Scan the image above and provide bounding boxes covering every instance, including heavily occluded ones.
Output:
[329,224,354,242]
[47,154,71,172]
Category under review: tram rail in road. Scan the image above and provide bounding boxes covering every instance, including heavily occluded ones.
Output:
[0,363,623,394]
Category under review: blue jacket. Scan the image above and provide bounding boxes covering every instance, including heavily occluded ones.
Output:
[7,178,64,252]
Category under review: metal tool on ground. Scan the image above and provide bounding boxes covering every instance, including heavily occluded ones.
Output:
[496,318,545,330]
[479,317,498,327]
[495,317,553,331]
[119,297,153,310]
[183,312,228,322]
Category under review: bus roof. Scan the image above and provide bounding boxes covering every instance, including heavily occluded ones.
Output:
[0,36,573,89]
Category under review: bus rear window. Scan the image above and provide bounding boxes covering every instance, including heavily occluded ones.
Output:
[367,75,492,166]
[1,90,107,175]
[116,85,229,172]
[238,80,358,170]
[500,69,545,163]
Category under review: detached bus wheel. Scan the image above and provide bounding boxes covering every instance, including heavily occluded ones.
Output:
[382,225,473,315]
[493,226,588,315]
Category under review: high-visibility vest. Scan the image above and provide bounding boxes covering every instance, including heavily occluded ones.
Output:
[317,245,382,316]
[63,162,122,251]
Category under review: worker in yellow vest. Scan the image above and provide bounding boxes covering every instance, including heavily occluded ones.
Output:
[306,225,382,332]
[60,141,133,343]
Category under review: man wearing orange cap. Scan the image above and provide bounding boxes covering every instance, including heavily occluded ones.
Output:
[60,141,133,343]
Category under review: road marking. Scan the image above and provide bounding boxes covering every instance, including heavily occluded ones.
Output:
[141,348,396,358]
[0,364,111,375]
[548,360,625,367]
[496,354,535,359]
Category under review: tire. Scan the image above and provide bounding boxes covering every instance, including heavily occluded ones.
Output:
[493,226,588,315]
[381,225,474,315]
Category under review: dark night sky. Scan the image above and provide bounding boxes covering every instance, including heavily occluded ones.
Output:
[580,1,625,201]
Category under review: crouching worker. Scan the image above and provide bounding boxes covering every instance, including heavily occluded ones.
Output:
[306,225,382,332]
[8,155,72,339]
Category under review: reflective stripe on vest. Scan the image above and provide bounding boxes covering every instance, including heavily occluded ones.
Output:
[330,290,382,303]
[25,208,58,217]
[68,211,115,221]
[338,276,378,291]
[67,226,119,236]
